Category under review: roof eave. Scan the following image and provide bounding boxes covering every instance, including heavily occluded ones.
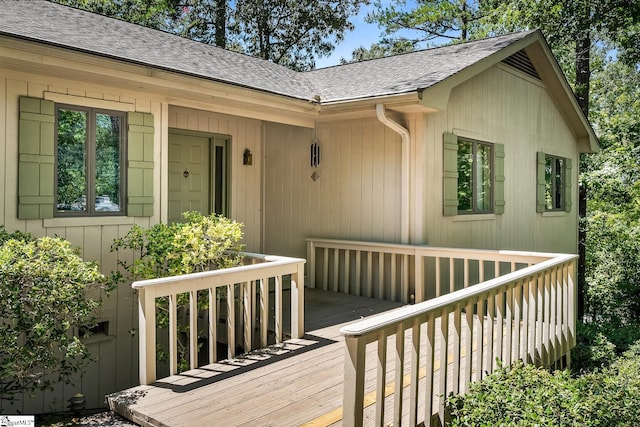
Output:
[0,31,316,104]
[316,92,432,121]
[0,34,320,127]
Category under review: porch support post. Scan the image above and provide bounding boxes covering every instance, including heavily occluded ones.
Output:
[291,261,305,338]
[306,239,316,289]
[138,287,156,385]
[343,335,366,427]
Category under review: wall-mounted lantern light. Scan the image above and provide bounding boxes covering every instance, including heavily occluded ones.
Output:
[243,148,253,166]
[310,136,320,168]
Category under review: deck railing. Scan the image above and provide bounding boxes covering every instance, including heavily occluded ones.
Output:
[333,243,576,426]
[134,252,305,385]
[306,238,554,303]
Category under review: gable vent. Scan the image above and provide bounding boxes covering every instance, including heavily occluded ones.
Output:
[502,50,541,80]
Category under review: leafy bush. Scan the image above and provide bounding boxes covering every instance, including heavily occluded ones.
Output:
[0,228,107,402]
[446,362,578,426]
[111,212,244,371]
[447,348,640,426]
[572,320,640,372]
[111,211,243,279]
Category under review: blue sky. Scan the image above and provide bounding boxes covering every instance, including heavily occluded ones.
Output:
[315,3,384,68]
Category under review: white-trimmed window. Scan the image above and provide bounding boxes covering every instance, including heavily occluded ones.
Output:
[536,152,572,212]
[443,133,505,216]
[55,105,126,216]
[17,96,155,219]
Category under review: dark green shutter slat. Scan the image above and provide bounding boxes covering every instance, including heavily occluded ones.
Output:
[536,151,546,213]
[565,158,572,212]
[494,143,505,215]
[443,132,458,216]
[18,97,55,219]
[127,112,154,217]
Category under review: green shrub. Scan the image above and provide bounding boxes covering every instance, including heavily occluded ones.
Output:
[573,348,640,426]
[572,320,640,372]
[446,361,578,426]
[0,230,106,402]
[111,211,244,279]
[447,349,640,426]
[111,212,244,371]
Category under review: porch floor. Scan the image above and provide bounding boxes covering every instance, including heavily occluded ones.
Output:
[107,289,405,427]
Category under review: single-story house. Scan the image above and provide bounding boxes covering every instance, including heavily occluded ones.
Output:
[0,0,597,414]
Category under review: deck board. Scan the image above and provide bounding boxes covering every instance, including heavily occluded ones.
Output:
[108,289,556,426]
[108,289,404,427]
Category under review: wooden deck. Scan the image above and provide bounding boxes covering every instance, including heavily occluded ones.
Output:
[107,289,406,427]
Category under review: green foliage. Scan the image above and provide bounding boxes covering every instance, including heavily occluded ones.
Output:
[582,61,640,324]
[53,0,174,30]
[342,39,416,63]
[367,0,484,44]
[112,212,244,371]
[447,362,578,426]
[0,229,106,401]
[573,320,640,374]
[447,349,640,426]
[112,211,244,280]
[52,0,367,71]
[232,0,365,70]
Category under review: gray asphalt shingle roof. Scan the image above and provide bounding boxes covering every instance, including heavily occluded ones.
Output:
[307,31,535,102]
[0,0,535,104]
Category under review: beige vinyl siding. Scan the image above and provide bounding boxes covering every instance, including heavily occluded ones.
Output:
[0,72,153,413]
[167,106,263,253]
[421,64,578,254]
[263,119,402,259]
[1,70,268,413]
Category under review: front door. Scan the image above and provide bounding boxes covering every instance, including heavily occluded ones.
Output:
[168,132,211,224]
[168,131,230,224]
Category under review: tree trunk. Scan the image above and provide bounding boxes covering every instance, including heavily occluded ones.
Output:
[214,0,227,48]
[575,32,591,321]
[575,34,591,116]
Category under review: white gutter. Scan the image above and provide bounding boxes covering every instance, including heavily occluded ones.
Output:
[376,104,410,244]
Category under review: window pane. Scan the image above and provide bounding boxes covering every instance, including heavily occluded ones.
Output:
[554,158,564,209]
[95,113,122,212]
[457,141,473,212]
[476,144,492,211]
[545,156,553,210]
[57,109,87,212]
[543,155,565,211]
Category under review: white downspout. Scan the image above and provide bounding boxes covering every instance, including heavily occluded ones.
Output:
[376,104,410,244]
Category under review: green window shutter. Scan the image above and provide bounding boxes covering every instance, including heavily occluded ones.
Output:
[18,97,55,219]
[565,158,572,212]
[443,132,458,216]
[536,152,546,213]
[494,143,505,215]
[127,112,154,217]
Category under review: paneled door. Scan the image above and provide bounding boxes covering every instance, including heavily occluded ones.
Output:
[168,132,211,224]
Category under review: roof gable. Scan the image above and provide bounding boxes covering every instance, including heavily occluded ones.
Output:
[304,31,536,103]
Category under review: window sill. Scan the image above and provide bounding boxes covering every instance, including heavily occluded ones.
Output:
[44,216,135,228]
[542,211,567,217]
[452,214,496,222]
